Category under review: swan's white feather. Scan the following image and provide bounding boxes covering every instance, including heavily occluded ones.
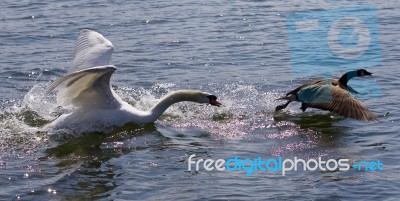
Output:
[47,65,121,109]
[47,29,121,109]
[69,29,114,74]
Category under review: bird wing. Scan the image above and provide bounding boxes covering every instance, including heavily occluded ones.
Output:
[286,79,332,96]
[68,29,114,74]
[46,30,121,109]
[298,85,377,121]
[287,78,360,96]
[46,65,121,109]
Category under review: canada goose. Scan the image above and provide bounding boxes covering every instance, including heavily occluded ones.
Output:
[45,29,221,130]
[283,69,372,97]
[275,69,377,121]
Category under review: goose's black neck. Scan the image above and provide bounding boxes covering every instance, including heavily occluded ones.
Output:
[338,70,358,87]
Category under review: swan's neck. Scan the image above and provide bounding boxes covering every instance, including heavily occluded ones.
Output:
[144,90,201,122]
[338,70,358,87]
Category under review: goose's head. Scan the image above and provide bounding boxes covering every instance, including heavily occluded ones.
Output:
[357,69,373,77]
[192,91,221,107]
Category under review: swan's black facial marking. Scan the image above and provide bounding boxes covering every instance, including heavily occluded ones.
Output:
[207,95,217,100]
[207,95,221,107]
[358,69,373,76]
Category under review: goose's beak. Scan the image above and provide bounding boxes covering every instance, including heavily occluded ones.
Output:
[211,99,222,107]
[364,70,373,76]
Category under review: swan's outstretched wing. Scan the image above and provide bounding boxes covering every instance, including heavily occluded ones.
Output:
[46,65,121,109]
[298,85,377,121]
[68,29,114,74]
[47,30,121,109]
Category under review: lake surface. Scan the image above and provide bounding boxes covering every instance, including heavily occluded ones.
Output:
[1,0,399,200]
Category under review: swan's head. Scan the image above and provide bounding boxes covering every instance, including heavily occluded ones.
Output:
[206,94,222,107]
[192,91,221,107]
[357,69,372,76]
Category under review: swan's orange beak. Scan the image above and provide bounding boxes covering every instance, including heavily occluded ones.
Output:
[211,99,222,107]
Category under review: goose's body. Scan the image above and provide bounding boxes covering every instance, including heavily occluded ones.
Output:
[285,69,372,97]
[45,29,221,130]
[276,69,377,121]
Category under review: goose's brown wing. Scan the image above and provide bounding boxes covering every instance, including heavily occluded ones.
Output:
[299,85,377,121]
[286,79,340,96]
[286,81,315,96]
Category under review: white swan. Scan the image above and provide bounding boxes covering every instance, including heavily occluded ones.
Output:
[45,29,221,130]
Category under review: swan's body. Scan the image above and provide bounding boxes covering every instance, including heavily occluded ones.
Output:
[45,29,220,130]
[276,69,377,121]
